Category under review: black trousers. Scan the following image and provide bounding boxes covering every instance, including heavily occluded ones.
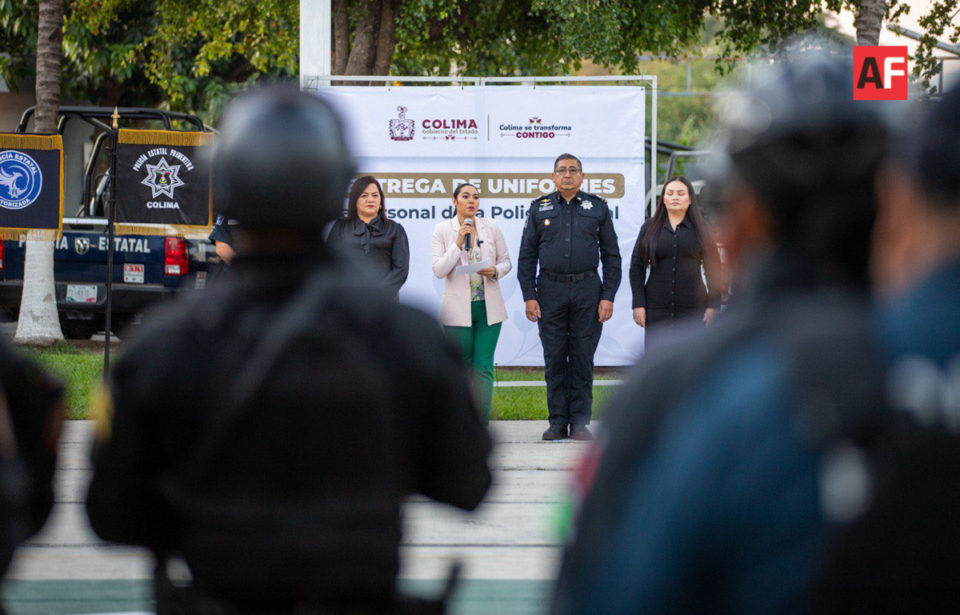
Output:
[536,273,603,427]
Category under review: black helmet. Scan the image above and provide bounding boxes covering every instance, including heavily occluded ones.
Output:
[718,49,895,216]
[212,87,355,230]
[713,46,899,285]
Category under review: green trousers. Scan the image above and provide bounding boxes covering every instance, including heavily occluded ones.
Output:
[444,301,502,424]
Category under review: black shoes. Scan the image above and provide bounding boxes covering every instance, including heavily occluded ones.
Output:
[542,424,594,441]
[570,424,594,441]
[542,424,568,441]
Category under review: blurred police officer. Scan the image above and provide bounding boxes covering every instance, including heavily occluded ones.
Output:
[873,84,960,312]
[0,340,62,614]
[86,87,492,615]
[518,154,621,441]
[811,83,960,614]
[554,50,894,613]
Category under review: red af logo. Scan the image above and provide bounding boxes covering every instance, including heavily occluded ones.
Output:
[854,46,909,100]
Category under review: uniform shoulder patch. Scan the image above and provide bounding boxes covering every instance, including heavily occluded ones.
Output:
[530,195,552,210]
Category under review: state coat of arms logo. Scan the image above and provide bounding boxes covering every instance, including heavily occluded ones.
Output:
[389,106,415,141]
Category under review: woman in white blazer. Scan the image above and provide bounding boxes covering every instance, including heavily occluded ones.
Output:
[432,183,512,423]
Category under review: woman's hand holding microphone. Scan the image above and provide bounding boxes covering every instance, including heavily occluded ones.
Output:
[455,219,473,250]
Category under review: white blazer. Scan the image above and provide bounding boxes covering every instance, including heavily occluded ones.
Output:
[431,217,511,327]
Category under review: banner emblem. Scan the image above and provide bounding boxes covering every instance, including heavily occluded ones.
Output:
[389,106,415,141]
[0,150,43,210]
[141,157,185,199]
[114,129,213,236]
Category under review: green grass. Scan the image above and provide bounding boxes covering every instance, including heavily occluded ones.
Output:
[15,344,628,421]
[26,343,104,419]
[490,367,626,420]
[493,366,627,381]
[491,385,618,420]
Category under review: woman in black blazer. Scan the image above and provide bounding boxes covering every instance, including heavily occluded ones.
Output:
[630,176,721,349]
[326,176,409,299]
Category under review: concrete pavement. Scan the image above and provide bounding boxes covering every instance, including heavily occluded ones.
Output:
[3,420,592,614]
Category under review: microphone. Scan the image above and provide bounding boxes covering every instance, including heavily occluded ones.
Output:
[463,218,473,251]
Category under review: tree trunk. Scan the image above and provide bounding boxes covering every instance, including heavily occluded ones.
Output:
[372,0,397,75]
[344,0,380,75]
[332,0,348,75]
[15,0,65,345]
[856,0,886,46]
[33,1,62,135]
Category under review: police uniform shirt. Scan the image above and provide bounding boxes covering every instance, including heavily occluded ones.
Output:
[86,252,493,606]
[517,190,621,302]
[209,214,237,247]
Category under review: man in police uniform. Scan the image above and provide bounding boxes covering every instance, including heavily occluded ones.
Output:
[86,88,492,614]
[208,213,237,265]
[518,153,621,441]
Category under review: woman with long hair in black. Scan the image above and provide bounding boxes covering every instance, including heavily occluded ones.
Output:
[326,176,409,299]
[629,176,721,349]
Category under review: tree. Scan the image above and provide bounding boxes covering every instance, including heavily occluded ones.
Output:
[1,0,299,123]
[2,0,956,123]
[14,0,65,346]
[856,0,887,45]
[331,0,940,83]
[913,0,960,88]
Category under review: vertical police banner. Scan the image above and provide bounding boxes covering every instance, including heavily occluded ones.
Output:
[0,133,63,240]
[114,129,213,238]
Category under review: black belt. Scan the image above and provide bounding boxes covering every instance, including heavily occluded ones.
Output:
[542,270,597,282]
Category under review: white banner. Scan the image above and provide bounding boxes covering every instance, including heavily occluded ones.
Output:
[318,85,647,365]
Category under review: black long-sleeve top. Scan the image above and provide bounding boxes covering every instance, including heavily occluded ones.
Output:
[630,215,721,317]
[326,216,409,299]
[517,190,621,302]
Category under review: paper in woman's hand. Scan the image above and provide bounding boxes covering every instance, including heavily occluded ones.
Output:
[455,259,491,275]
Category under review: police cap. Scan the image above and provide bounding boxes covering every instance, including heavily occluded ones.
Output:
[212,87,355,230]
